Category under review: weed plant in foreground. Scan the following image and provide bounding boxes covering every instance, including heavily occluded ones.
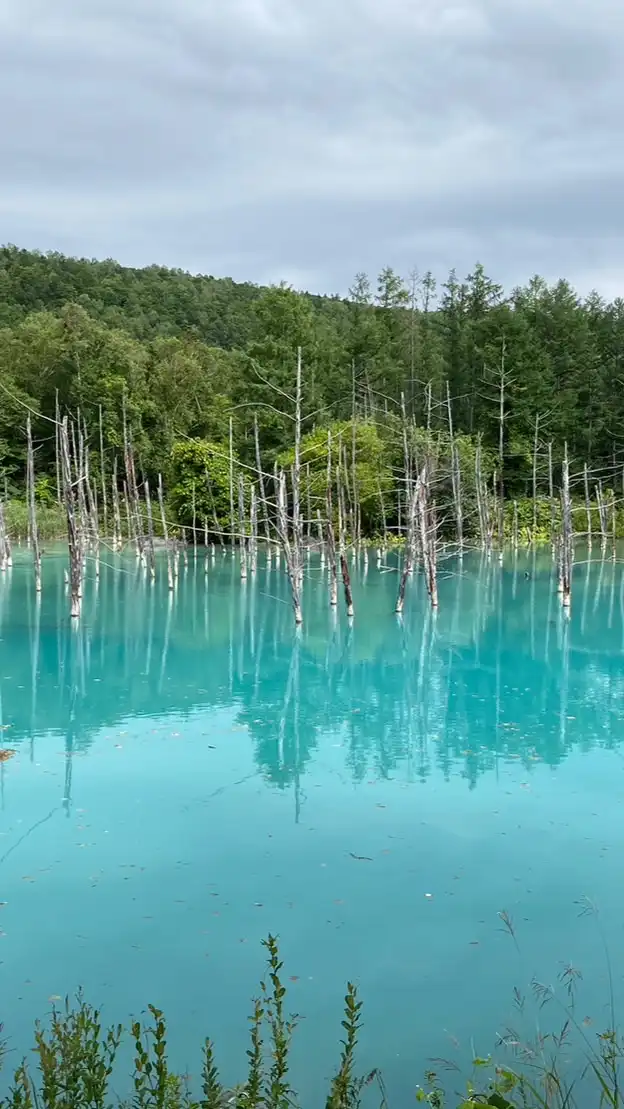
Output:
[1,922,623,1109]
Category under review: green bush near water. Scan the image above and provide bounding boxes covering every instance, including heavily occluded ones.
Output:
[4,500,66,542]
[0,937,373,1109]
[2,934,623,1109]
[502,496,624,544]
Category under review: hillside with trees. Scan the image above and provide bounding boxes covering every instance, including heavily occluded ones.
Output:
[0,243,622,538]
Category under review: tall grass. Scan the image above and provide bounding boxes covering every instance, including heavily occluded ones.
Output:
[417,903,624,1108]
[0,936,382,1109]
[4,500,66,541]
[2,500,173,543]
[1,931,623,1108]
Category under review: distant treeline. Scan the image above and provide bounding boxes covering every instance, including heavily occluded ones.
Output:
[1,244,622,523]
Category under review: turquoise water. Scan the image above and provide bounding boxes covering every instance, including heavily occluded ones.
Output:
[1,547,624,1101]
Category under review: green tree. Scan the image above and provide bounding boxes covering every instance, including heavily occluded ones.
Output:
[278,419,394,535]
[168,438,241,536]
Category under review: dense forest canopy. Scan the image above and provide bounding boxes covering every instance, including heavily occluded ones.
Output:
[1,243,623,529]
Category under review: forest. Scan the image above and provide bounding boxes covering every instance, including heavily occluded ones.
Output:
[0,242,622,542]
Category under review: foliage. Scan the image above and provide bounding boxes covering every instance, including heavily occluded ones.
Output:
[3,245,624,542]
[277,420,394,534]
[377,420,496,536]
[0,938,372,1109]
[168,439,242,538]
[5,500,66,541]
[2,931,624,1108]
[503,497,557,543]
[34,476,57,506]
[503,496,624,542]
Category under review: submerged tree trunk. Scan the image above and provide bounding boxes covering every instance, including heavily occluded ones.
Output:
[337,466,354,618]
[26,415,41,592]
[583,462,592,549]
[416,462,438,609]
[158,473,174,591]
[560,445,572,609]
[275,469,303,625]
[250,484,258,573]
[396,469,419,615]
[595,481,608,553]
[144,478,156,581]
[325,432,338,607]
[99,404,108,538]
[229,416,236,551]
[112,457,123,551]
[253,412,272,551]
[238,473,248,580]
[60,418,82,618]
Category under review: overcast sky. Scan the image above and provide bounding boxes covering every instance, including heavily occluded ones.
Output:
[1,0,623,299]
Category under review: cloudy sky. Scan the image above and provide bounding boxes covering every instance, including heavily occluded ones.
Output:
[1,0,623,298]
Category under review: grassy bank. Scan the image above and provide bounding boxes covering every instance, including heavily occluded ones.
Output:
[6,493,624,550]
[1,935,622,1109]
[4,500,66,542]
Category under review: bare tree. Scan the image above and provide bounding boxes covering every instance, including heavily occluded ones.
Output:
[559,444,572,609]
[59,418,82,618]
[26,415,41,592]
[158,473,174,590]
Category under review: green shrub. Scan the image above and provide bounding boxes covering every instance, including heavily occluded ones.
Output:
[1,933,623,1108]
[168,439,244,539]
[4,499,66,541]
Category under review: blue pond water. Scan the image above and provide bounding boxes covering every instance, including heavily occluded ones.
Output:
[1,547,624,1101]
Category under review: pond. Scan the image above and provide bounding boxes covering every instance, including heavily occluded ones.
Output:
[1,546,624,1102]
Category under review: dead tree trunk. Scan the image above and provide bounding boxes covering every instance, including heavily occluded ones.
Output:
[99,405,108,538]
[351,391,361,551]
[583,462,592,549]
[595,481,608,554]
[396,483,417,615]
[112,457,123,551]
[238,473,248,580]
[316,509,325,563]
[73,422,88,554]
[417,462,438,608]
[446,382,463,551]
[123,480,132,548]
[475,437,492,551]
[26,415,41,592]
[229,416,236,551]
[275,469,303,625]
[305,463,312,544]
[253,413,272,553]
[250,484,258,573]
[84,442,99,551]
[292,347,304,588]
[548,441,556,550]
[377,476,389,551]
[496,341,508,549]
[60,418,82,618]
[560,445,572,609]
[122,398,144,561]
[144,478,156,581]
[0,500,8,571]
[532,413,540,543]
[55,390,61,505]
[325,432,338,607]
[425,498,439,608]
[191,481,198,558]
[337,465,354,618]
[158,473,174,591]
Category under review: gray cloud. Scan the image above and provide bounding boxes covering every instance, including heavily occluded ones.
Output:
[1,0,623,297]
